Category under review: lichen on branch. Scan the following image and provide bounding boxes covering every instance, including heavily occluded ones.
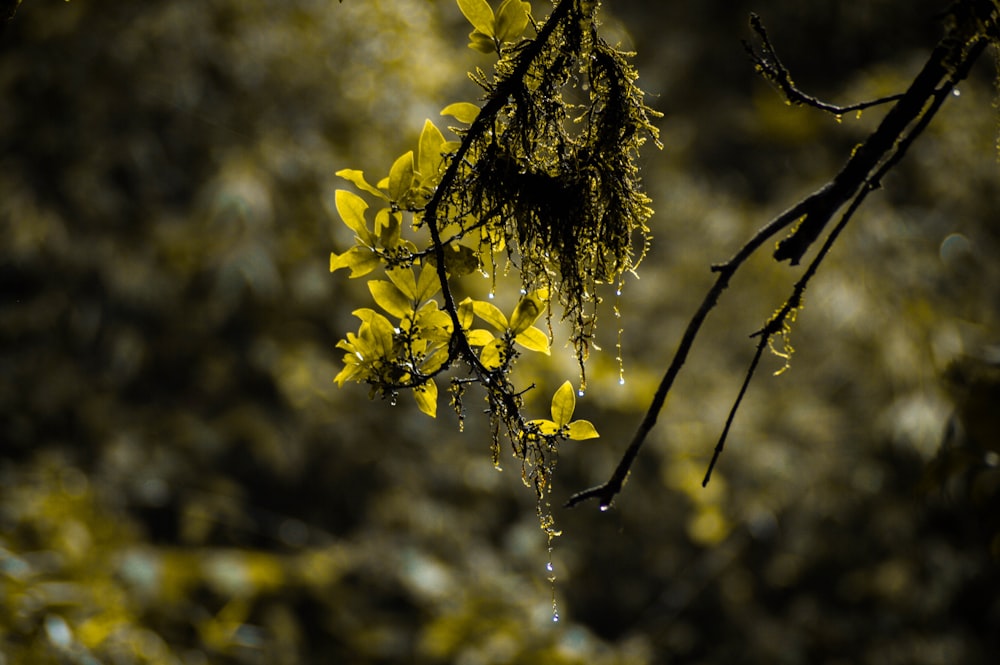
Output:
[328,0,660,523]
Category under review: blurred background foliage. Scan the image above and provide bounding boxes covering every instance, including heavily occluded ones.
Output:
[2,0,999,663]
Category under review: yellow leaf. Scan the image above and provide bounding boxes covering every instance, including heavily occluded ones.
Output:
[457,0,495,36]
[550,381,576,427]
[566,420,599,440]
[480,338,504,369]
[388,151,415,202]
[414,264,441,301]
[369,280,412,319]
[467,328,495,346]
[468,30,497,54]
[335,190,373,244]
[528,419,561,435]
[471,299,508,331]
[361,311,396,358]
[414,379,438,417]
[330,246,379,278]
[418,119,447,184]
[514,326,550,354]
[335,169,388,199]
[421,348,449,375]
[385,267,417,299]
[458,298,475,329]
[495,0,530,44]
[440,102,481,124]
[509,288,547,334]
[375,208,402,248]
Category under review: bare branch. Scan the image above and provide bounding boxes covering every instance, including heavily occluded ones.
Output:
[567,4,996,510]
[744,13,904,115]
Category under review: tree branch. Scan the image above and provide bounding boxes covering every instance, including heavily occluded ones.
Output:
[567,3,996,510]
[744,13,904,116]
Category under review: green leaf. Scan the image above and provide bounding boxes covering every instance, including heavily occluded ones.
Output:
[330,246,379,278]
[528,419,561,436]
[457,0,495,36]
[417,119,446,184]
[509,288,547,334]
[566,420,600,440]
[550,381,576,427]
[468,30,497,54]
[471,299,508,331]
[414,379,438,417]
[480,338,504,369]
[466,329,495,346]
[335,190,374,244]
[514,326,550,354]
[335,169,388,200]
[385,268,417,300]
[495,0,530,44]
[387,151,415,202]
[369,281,412,319]
[440,102,480,124]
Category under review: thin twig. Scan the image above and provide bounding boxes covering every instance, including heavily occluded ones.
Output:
[703,183,868,487]
[700,31,988,486]
[744,13,904,116]
[563,198,812,509]
[567,9,994,510]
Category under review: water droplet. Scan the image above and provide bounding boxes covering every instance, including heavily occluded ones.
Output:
[619,377,625,385]
[546,561,554,572]
[599,504,610,512]
[835,114,842,124]
[952,88,961,97]
[615,289,622,296]
[577,390,584,397]
[487,292,495,299]
[552,612,560,623]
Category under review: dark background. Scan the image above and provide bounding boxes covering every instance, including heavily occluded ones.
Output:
[2,1,999,663]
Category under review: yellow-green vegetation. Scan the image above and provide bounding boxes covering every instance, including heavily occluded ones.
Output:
[329,0,659,524]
